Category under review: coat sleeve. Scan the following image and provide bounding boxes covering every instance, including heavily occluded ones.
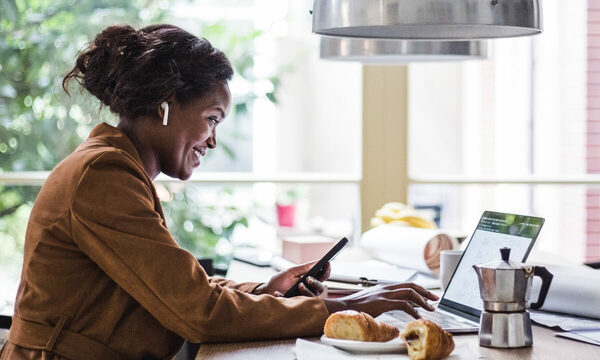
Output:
[208,277,262,293]
[69,152,329,343]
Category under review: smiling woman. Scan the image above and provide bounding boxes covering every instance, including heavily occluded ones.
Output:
[0,23,438,360]
[0,24,331,359]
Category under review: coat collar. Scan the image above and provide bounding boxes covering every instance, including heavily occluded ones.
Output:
[88,123,167,223]
[88,123,146,174]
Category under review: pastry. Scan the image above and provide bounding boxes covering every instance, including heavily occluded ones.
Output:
[323,310,399,342]
[400,319,455,360]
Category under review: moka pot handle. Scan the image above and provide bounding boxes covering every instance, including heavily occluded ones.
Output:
[529,266,553,310]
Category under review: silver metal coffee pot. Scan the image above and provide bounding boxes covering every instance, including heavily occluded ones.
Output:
[473,247,553,348]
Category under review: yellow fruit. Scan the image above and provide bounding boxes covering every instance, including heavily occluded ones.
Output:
[396,216,436,229]
[371,203,437,229]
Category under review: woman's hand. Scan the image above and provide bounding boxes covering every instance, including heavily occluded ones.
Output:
[323,283,439,319]
[253,261,331,297]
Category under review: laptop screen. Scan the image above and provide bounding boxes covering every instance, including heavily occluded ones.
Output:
[440,211,545,319]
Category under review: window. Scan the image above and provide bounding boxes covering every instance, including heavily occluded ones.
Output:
[408,0,598,263]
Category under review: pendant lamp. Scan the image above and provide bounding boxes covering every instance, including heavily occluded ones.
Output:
[312,0,542,40]
[320,37,488,63]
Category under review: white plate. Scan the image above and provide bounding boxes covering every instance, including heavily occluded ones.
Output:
[320,335,407,353]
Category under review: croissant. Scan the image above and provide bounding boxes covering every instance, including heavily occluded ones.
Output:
[400,319,455,360]
[323,310,399,342]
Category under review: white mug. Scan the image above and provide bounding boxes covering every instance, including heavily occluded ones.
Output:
[440,250,464,291]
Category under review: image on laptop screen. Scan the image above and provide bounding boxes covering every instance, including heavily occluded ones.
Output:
[441,211,545,318]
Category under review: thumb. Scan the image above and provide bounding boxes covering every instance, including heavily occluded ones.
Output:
[274,291,283,297]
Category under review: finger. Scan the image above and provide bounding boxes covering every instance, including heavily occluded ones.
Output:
[306,277,327,295]
[392,288,434,311]
[316,262,331,281]
[390,283,439,301]
[397,301,420,319]
[407,290,435,311]
[406,283,439,301]
[273,291,283,297]
[299,282,316,297]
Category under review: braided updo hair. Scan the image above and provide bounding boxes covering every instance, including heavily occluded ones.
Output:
[63,24,233,120]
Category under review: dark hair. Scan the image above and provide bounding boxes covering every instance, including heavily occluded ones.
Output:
[63,24,233,120]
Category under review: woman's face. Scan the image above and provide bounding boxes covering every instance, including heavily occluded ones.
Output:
[158,83,232,180]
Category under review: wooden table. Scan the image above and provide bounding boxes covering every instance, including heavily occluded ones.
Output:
[196,325,600,359]
[195,260,600,360]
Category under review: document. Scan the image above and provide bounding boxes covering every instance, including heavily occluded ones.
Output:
[271,256,417,287]
[530,310,600,331]
[529,304,600,346]
[556,330,600,346]
[329,260,417,285]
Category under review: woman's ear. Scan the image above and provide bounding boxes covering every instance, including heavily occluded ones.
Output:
[160,102,169,126]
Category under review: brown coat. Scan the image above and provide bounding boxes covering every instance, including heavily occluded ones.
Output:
[0,124,329,359]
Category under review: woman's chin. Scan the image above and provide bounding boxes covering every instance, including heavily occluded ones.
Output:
[178,169,193,181]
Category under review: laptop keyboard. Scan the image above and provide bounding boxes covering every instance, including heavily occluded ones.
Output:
[382,309,478,330]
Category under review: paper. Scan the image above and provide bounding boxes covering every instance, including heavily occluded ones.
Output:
[359,225,457,274]
[271,256,417,287]
[330,260,417,284]
[530,265,600,319]
[530,310,600,331]
[556,330,600,346]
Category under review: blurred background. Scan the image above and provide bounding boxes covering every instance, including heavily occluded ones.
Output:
[1,0,599,315]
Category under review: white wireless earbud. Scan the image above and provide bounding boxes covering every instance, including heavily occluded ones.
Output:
[161,102,169,126]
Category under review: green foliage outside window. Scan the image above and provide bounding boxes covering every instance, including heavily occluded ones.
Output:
[0,0,283,268]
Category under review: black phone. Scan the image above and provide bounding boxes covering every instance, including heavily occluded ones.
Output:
[283,237,349,298]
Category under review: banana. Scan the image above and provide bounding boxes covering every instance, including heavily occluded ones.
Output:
[371,203,437,229]
[395,216,436,229]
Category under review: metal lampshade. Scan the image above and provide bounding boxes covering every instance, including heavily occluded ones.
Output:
[312,0,542,40]
[320,37,488,64]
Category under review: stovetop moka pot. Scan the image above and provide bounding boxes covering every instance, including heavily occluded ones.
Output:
[473,247,553,348]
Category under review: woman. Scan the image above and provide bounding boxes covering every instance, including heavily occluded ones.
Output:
[0,24,437,359]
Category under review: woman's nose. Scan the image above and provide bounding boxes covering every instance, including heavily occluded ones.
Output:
[207,129,217,149]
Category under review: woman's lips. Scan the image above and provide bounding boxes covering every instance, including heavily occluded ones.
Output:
[191,149,200,167]
[191,146,205,167]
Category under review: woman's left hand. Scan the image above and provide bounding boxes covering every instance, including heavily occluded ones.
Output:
[253,261,331,298]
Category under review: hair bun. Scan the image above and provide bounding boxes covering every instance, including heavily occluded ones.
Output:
[63,24,233,121]
[73,25,146,109]
[94,25,143,58]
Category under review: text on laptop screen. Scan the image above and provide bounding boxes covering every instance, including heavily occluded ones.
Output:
[442,212,544,313]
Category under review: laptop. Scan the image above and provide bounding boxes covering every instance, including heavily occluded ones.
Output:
[380,210,545,333]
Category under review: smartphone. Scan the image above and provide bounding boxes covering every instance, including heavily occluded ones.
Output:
[284,237,349,298]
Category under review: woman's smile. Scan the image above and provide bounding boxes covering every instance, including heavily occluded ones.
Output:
[191,145,205,167]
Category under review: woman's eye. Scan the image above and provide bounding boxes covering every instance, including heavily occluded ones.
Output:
[208,117,219,125]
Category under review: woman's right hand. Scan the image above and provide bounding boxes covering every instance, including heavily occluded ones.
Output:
[322,283,439,319]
